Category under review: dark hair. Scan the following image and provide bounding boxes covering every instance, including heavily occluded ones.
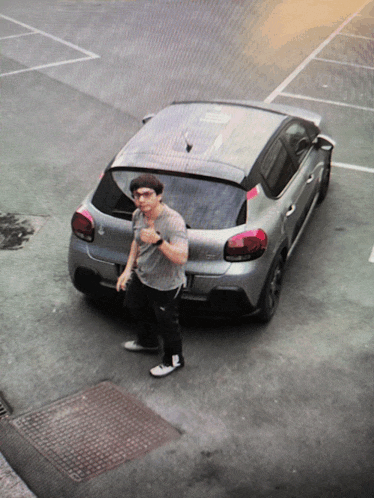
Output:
[129,173,164,195]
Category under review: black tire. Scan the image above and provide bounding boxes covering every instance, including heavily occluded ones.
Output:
[317,161,331,204]
[256,253,285,323]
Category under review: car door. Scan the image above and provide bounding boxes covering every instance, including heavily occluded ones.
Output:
[260,137,299,248]
[281,121,320,244]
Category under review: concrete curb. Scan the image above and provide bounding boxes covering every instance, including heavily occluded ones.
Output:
[0,453,36,498]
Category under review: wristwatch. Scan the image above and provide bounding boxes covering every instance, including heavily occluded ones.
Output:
[153,237,164,246]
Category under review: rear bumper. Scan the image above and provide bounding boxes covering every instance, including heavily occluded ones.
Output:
[68,237,120,297]
[181,286,256,316]
[68,236,261,315]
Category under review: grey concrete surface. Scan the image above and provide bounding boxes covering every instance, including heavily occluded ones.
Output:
[0,453,36,498]
[0,0,373,497]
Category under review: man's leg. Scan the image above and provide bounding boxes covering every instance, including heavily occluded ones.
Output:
[149,286,184,376]
[123,273,159,350]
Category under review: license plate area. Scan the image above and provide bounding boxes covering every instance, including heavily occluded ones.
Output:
[117,265,193,290]
[184,273,194,291]
[117,264,126,276]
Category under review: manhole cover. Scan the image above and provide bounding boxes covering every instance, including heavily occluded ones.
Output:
[0,213,47,250]
[10,382,180,481]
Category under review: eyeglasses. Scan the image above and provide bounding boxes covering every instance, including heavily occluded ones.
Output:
[132,190,155,200]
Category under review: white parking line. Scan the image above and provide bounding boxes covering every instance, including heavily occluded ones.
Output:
[0,13,100,58]
[332,162,374,174]
[334,159,374,268]
[264,0,372,104]
[0,31,37,40]
[280,92,374,113]
[369,246,374,263]
[0,13,100,77]
[339,32,374,42]
[0,57,98,78]
[315,57,374,72]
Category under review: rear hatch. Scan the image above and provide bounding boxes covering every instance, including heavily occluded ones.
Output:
[89,168,247,275]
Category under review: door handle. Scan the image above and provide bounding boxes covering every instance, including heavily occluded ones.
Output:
[306,174,314,184]
[286,204,296,217]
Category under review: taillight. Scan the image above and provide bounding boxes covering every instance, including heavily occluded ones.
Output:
[71,207,95,242]
[225,229,267,261]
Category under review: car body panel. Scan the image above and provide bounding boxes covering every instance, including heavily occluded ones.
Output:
[86,206,132,265]
[280,150,321,248]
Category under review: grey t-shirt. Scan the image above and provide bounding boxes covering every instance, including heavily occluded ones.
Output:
[132,204,188,291]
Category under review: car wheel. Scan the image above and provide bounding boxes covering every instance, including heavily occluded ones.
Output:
[257,253,285,323]
[317,161,331,204]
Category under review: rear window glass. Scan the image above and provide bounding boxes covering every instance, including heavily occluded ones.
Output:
[92,169,247,230]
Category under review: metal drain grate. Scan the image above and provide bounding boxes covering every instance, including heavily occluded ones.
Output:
[0,404,8,419]
[0,392,12,419]
[10,382,180,481]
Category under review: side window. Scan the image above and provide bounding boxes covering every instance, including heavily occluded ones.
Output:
[261,140,295,197]
[283,122,311,165]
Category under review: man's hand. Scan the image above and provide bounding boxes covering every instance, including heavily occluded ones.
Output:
[141,218,187,265]
[116,270,131,292]
[140,219,161,245]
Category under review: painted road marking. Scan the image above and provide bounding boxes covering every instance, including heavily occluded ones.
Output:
[339,32,374,42]
[0,14,100,58]
[0,13,100,77]
[280,92,374,113]
[0,31,37,40]
[264,0,372,104]
[315,57,374,72]
[369,246,374,263]
[333,161,374,264]
[0,58,99,78]
[332,162,374,174]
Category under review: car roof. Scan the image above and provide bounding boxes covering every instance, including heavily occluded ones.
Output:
[112,101,319,184]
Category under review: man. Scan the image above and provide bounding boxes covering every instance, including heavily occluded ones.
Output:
[116,173,188,378]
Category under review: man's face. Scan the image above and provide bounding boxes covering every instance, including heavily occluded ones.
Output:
[133,188,162,213]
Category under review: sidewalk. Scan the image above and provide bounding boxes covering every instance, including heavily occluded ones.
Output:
[0,453,36,498]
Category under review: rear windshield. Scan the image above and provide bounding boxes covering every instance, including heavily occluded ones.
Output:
[91,169,247,229]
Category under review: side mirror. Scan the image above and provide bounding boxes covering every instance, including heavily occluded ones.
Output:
[142,114,155,125]
[317,134,335,151]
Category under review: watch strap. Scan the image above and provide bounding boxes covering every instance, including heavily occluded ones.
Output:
[153,238,163,246]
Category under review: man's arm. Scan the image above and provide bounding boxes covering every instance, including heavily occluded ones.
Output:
[157,239,188,265]
[140,219,188,265]
[116,239,139,291]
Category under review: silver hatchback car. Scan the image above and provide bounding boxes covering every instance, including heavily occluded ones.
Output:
[68,100,334,321]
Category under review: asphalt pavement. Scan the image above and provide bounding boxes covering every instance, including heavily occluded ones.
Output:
[1,0,374,497]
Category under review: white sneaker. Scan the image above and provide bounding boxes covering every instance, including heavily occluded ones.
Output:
[122,340,158,352]
[150,355,184,377]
